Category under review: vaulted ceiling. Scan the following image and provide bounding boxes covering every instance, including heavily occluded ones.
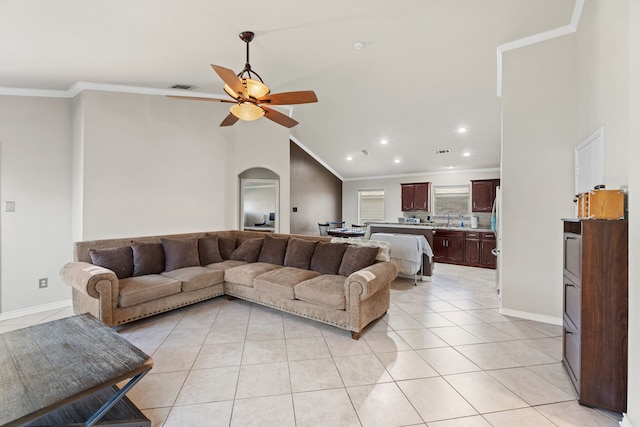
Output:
[0,0,576,179]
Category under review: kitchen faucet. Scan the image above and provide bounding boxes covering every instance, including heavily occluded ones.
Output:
[445,213,451,227]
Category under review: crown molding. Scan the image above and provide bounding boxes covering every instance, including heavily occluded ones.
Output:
[342,167,500,182]
[496,0,584,97]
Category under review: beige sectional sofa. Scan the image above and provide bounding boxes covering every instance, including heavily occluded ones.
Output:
[60,230,398,339]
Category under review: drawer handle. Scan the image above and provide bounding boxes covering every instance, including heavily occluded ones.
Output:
[565,330,574,335]
[564,283,575,287]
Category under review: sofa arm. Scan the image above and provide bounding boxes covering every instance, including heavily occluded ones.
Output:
[346,261,398,300]
[60,262,119,308]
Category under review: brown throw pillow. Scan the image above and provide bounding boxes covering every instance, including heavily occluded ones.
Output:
[310,242,348,275]
[162,238,200,272]
[199,236,223,265]
[89,246,134,279]
[230,238,264,263]
[218,237,237,260]
[283,238,317,270]
[131,242,165,276]
[258,234,289,265]
[338,245,379,276]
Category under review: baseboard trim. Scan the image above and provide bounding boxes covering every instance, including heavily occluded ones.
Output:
[620,414,635,427]
[0,299,72,322]
[499,307,563,326]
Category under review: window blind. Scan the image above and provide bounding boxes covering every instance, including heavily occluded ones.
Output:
[359,190,385,224]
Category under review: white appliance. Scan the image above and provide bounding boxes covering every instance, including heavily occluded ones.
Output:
[491,187,502,296]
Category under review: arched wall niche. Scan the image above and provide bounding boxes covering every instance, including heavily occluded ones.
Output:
[239,167,280,232]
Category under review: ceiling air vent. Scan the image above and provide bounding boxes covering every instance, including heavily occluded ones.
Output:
[361,149,370,156]
[435,148,451,154]
[170,84,197,90]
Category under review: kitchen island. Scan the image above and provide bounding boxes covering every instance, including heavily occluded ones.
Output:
[368,223,496,269]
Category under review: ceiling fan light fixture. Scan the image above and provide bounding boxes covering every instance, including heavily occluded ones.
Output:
[244,78,270,99]
[230,102,264,121]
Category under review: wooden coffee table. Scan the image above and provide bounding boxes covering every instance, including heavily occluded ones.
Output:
[0,313,153,427]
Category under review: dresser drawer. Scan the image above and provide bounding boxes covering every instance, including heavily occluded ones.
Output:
[563,233,582,282]
[564,275,581,330]
[563,319,581,389]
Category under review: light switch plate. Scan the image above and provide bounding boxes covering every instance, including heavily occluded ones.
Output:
[5,201,15,212]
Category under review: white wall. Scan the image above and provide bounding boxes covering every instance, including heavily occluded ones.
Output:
[626,0,638,424]
[77,91,235,240]
[342,169,499,227]
[0,96,73,312]
[576,0,629,190]
[233,120,291,233]
[501,35,577,322]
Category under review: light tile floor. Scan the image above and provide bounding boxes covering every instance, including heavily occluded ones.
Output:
[0,263,623,426]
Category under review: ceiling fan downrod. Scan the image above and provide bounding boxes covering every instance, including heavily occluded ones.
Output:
[238,31,264,83]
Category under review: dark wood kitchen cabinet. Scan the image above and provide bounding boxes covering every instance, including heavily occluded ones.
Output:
[433,229,464,263]
[401,182,431,211]
[471,179,500,212]
[562,219,628,413]
[463,231,496,268]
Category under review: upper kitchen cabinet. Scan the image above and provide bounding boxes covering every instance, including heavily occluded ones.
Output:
[401,182,431,211]
[471,179,500,212]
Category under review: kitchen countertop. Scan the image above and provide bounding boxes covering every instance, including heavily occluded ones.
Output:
[368,222,494,233]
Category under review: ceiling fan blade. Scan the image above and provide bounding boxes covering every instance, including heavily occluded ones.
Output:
[211,64,246,98]
[259,91,318,105]
[262,106,299,128]
[220,113,240,127]
[167,95,235,103]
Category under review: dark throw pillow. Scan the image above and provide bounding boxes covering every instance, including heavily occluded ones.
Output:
[310,242,348,275]
[89,246,134,279]
[162,238,200,272]
[283,238,317,270]
[218,237,237,260]
[199,236,223,265]
[258,234,289,265]
[338,245,379,276]
[131,242,165,276]
[230,238,264,263]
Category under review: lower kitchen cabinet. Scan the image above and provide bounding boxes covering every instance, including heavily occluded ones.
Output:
[435,230,496,269]
[433,230,464,263]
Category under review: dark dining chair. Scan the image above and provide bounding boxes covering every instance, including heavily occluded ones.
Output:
[318,223,330,236]
[328,221,345,230]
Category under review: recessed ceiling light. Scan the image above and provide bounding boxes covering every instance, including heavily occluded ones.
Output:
[457,127,467,134]
[346,156,353,161]
[394,159,400,164]
[463,151,471,157]
[448,166,455,169]
[380,139,388,145]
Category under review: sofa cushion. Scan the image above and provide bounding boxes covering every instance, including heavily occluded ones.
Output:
[162,266,224,292]
[198,236,223,265]
[224,262,281,287]
[258,234,289,265]
[310,242,348,275]
[253,267,320,299]
[89,246,133,279]
[294,275,346,310]
[204,260,247,271]
[218,237,237,260]
[118,274,181,308]
[131,242,165,276]
[230,238,264,263]
[283,238,317,270]
[162,238,200,272]
[338,246,379,277]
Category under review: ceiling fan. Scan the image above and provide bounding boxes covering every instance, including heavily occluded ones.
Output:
[169,31,318,128]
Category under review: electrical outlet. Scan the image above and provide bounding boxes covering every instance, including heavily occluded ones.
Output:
[39,278,48,288]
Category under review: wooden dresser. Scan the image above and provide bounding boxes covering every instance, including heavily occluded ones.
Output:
[562,219,628,413]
